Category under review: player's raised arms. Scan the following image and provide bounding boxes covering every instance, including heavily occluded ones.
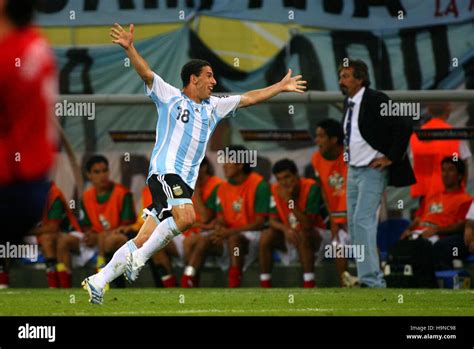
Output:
[239,68,307,108]
[110,23,154,89]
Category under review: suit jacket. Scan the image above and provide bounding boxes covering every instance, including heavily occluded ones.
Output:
[342,87,416,187]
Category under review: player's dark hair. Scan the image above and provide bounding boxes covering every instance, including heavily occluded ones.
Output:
[337,58,371,87]
[5,0,35,27]
[200,156,214,176]
[181,59,212,87]
[317,119,344,145]
[272,159,298,176]
[227,144,252,174]
[85,155,109,173]
[441,156,465,184]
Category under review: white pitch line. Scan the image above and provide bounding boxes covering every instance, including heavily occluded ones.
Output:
[56,308,337,316]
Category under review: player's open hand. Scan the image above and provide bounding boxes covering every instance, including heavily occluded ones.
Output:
[209,231,223,244]
[280,69,307,93]
[110,23,134,49]
[421,227,438,239]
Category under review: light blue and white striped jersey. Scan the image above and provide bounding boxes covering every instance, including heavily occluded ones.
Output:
[146,72,241,189]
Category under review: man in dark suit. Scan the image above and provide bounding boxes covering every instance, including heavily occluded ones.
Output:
[339,59,415,288]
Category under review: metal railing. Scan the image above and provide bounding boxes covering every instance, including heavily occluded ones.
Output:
[58,90,474,104]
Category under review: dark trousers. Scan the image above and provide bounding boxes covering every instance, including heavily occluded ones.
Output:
[433,234,469,270]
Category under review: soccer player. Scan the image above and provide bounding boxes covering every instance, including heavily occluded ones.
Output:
[0,0,57,246]
[182,145,270,288]
[259,159,320,288]
[63,155,134,290]
[311,119,354,286]
[34,182,82,288]
[400,157,472,247]
[82,23,306,303]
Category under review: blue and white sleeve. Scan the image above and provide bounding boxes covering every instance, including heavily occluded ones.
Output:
[144,72,180,103]
[210,95,241,120]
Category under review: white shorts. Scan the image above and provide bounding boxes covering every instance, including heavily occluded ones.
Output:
[315,228,351,265]
[241,230,261,271]
[69,231,98,268]
[273,228,350,266]
[200,231,229,271]
[411,229,440,244]
[200,230,261,271]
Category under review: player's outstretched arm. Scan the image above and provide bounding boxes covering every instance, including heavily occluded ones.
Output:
[238,69,307,108]
[110,23,154,88]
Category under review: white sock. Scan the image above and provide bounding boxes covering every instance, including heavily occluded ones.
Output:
[303,272,315,282]
[184,266,196,277]
[260,273,271,281]
[94,240,137,289]
[136,217,181,264]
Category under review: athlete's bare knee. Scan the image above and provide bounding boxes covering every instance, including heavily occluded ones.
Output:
[41,233,54,245]
[106,234,126,252]
[297,230,312,247]
[227,234,241,246]
[173,206,196,232]
[103,235,116,252]
[115,235,127,249]
[134,216,157,247]
[260,229,275,247]
[195,236,210,251]
[57,235,70,251]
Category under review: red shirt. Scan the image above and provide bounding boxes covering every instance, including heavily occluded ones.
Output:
[0,26,57,185]
[417,189,472,230]
[311,150,348,224]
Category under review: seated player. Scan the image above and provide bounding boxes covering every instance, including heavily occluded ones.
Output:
[150,157,222,288]
[401,157,472,252]
[34,181,82,288]
[182,145,270,288]
[56,155,136,287]
[259,159,321,288]
[312,119,355,287]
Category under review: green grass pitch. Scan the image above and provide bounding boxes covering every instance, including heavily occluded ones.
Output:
[1,288,473,316]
